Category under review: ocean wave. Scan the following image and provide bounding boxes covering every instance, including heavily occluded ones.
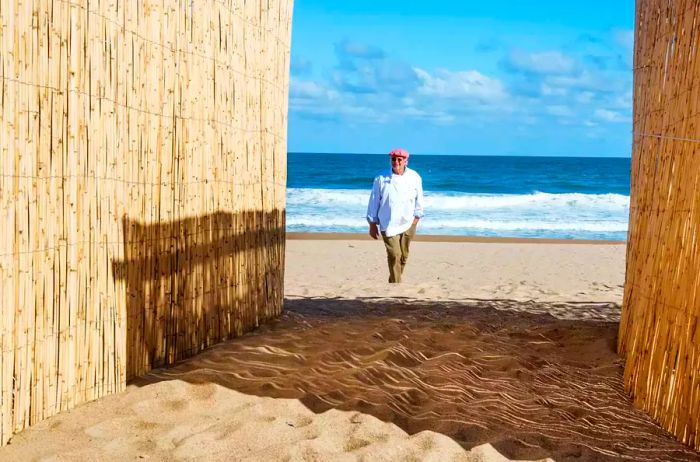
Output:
[286,187,630,239]
[420,219,627,233]
[287,188,630,212]
[424,191,628,211]
[286,216,628,233]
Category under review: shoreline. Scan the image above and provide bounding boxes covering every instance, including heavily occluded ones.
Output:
[287,231,626,245]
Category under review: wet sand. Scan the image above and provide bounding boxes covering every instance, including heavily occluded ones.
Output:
[2,236,699,461]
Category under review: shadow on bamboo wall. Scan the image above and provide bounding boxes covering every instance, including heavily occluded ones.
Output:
[0,0,292,447]
[111,210,285,381]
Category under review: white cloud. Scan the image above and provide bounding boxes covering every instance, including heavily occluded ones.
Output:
[289,71,509,126]
[546,105,574,117]
[541,84,568,96]
[336,40,386,60]
[292,39,630,131]
[399,106,456,124]
[594,108,629,123]
[544,70,621,93]
[290,79,337,100]
[289,79,360,121]
[576,92,596,104]
[507,50,577,75]
[611,89,632,109]
[414,68,508,103]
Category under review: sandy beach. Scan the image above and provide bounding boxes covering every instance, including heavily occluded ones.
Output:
[2,235,698,461]
[285,233,627,312]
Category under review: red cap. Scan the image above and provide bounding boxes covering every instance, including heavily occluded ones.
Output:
[389,148,409,159]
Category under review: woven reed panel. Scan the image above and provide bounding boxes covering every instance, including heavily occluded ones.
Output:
[0,0,292,445]
[619,0,700,451]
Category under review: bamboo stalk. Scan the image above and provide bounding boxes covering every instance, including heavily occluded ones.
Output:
[620,0,700,451]
[1,0,292,444]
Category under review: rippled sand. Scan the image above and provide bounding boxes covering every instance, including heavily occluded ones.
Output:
[2,237,698,461]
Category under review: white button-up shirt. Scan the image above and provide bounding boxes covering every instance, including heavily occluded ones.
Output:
[366,167,425,237]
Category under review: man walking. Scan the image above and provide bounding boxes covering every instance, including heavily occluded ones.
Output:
[366,148,425,283]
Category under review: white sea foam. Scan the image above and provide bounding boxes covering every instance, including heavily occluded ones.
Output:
[424,191,629,211]
[285,216,628,233]
[288,188,629,211]
[286,188,630,239]
[405,219,628,232]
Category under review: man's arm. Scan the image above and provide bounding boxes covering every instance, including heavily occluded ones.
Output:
[413,175,425,225]
[367,177,381,239]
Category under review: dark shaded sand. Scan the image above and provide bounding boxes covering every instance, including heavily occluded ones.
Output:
[127,298,699,462]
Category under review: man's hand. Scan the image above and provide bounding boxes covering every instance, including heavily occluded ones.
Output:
[369,223,379,240]
[413,217,420,225]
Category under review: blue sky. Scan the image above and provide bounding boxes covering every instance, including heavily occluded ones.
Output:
[287,1,635,157]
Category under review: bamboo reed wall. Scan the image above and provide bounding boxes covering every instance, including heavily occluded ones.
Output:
[0,0,293,446]
[619,0,700,451]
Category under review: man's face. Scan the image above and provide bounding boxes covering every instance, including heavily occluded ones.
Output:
[391,156,407,174]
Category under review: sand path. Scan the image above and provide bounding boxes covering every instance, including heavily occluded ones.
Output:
[2,238,698,461]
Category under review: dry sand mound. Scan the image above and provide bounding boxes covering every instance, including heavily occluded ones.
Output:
[2,379,549,462]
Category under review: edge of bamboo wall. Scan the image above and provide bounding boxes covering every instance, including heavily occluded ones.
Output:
[0,0,293,445]
[619,0,700,451]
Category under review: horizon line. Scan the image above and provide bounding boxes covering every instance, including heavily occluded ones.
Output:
[288,151,632,159]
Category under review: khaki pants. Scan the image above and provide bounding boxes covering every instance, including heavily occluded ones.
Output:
[381,223,417,283]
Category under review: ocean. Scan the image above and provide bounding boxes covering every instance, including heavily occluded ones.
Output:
[287,153,631,241]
